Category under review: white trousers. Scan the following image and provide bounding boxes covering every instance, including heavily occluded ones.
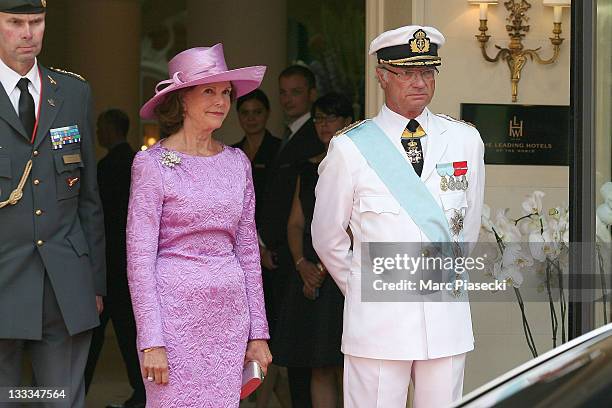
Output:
[344,353,466,408]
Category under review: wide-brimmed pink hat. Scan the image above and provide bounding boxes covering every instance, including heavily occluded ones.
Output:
[140,43,266,119]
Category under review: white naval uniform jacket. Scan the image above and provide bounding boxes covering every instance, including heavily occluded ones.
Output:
[311,105,485,360]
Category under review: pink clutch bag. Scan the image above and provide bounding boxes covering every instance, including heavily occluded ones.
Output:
[240,361,265,400]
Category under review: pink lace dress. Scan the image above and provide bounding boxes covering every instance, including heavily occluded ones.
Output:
[126,143,269,407]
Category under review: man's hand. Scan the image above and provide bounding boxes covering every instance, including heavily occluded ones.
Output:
[142,347,169,385]
[245,340,273,375]
[96,296,103,314]
[260,247,278,270]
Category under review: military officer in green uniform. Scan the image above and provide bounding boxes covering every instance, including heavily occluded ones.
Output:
[0,1,105,406]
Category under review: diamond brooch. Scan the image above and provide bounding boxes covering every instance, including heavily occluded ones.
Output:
[160,151,181,168]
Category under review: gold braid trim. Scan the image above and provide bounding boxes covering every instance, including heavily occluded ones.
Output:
[334,120,367,137]
[383,55,440,63]
[378,58,441,67]
[49,67,86,82]
[436,114,476,128]
[0,159,33,209]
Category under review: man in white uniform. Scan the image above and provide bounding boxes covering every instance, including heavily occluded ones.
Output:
[311,26,485,407]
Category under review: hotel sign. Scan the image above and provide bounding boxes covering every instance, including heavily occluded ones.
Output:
[460,104,570,166]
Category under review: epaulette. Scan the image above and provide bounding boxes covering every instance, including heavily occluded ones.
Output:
[436,114,475,128]
[334,119,368,137]
[49,67,86,82]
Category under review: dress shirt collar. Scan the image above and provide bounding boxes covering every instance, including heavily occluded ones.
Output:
[0,57,40,98]
[374,104,431,142]
[288,111,311,136]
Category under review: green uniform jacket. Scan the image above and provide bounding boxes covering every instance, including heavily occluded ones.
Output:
[0,64,106,340]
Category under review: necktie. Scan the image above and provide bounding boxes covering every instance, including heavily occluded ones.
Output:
[17,78,35,138]
[279,125,292,151]
[401,119,424,177]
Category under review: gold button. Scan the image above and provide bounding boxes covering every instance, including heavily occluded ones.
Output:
[36,240,44,246]
[33,179,40,185]
[33,150,39,156]
[35,209,42,216]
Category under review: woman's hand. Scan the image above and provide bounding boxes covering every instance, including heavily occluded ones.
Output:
[245,340,273,375]
[95,296,104,314]
[303,284,317,300]
[142,347,169,385]
[260,247,278,270]
[297,260,324,288]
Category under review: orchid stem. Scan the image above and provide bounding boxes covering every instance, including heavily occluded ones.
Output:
[545,259,558,348]
[514,287,538,358]
[491,227,538,357]
[554,259,567,344]
[597,244,609,324]
[514,212,538,226]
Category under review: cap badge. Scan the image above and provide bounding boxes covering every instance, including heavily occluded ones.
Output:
[409,29,430,54]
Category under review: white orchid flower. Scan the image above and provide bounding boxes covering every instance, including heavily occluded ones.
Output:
[519,212,543,235]
[506,243,534,267]
[597,202,612,226]
[495,209,522,243]
[557,207,570,245]
[546,206,570,246]
[601,182,612,210]
[600,182,612,200]
[529,232,546,262]
[481,204,495,233]
[596,216,611,243]
[493,260,524,288]
[529,230,561,261]
[522,191,545,216]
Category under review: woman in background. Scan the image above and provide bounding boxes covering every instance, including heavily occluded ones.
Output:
[233,89,280,230]
[233,90,290,408]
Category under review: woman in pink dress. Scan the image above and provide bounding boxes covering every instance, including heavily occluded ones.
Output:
[127,44,272,407]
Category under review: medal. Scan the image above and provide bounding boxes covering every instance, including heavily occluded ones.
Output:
[460,175,469,190]
[450,210,464,236]
[448,176,456,191]
[440,177,448,191]
[436,163,454,191]
[405,139,422,164]
[453,161,468,191]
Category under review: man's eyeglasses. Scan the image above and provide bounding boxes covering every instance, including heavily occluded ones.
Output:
[313,114,341,124]
[380,66,438,83]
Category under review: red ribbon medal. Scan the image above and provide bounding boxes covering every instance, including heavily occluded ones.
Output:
[453,161,468,177]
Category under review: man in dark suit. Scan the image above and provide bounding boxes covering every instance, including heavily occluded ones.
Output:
[85,109,144,408]
[259,65,325,408]
[0,1,105,407]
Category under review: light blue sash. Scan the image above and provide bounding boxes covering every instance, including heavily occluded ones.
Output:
[346,120,452,245]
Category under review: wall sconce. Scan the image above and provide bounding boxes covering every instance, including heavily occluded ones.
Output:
[468,0,571,102]
[141,123,160,151]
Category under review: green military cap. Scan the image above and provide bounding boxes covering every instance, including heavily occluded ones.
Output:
[0,0,46,14]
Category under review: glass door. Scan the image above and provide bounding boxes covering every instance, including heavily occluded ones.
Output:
[594,0,612,329]
[570,0,612,337]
